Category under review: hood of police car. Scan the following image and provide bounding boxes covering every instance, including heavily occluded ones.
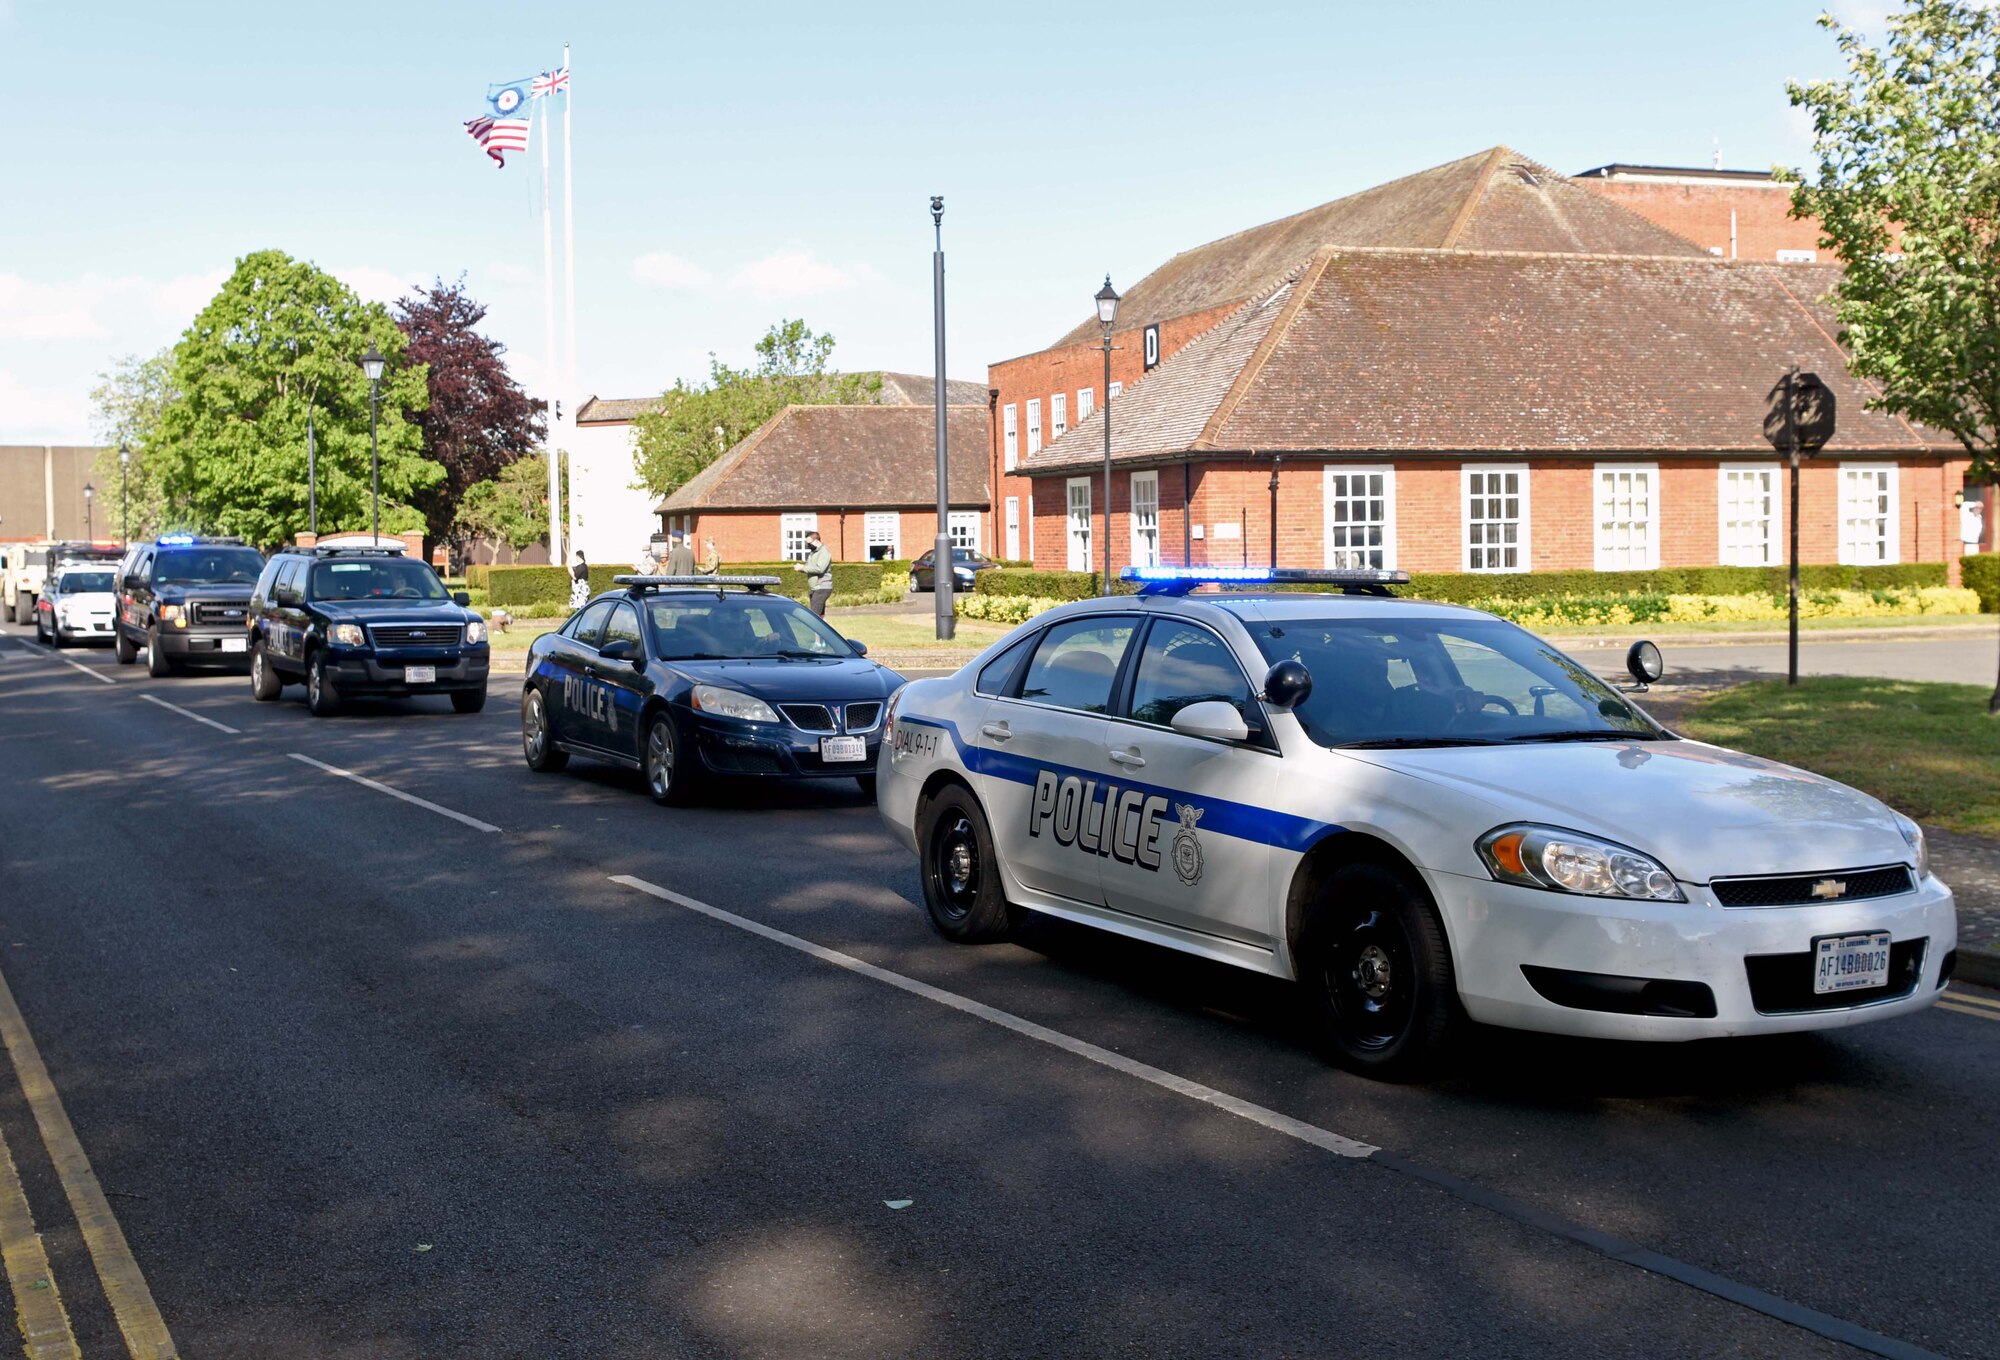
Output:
[1358,738,1914,881]
[671,656,902,701]
[314,598,475,626]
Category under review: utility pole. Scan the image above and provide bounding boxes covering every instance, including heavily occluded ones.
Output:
[931,196,954,640]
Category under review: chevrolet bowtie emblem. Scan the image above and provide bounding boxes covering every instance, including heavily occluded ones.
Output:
[1810,879,1848,899]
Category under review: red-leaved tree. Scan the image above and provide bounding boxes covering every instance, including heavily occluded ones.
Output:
[394,276,545,555]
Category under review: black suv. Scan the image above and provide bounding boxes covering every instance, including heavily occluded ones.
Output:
[113,535,266,676]
[247,545,489,716]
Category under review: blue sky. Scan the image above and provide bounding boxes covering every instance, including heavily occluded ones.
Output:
[1,0,1886,443]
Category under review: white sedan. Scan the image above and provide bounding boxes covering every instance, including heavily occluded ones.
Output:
[877,568,1956,1080]
[36,565,119,647]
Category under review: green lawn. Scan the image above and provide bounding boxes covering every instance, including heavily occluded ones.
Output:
[829,614,1013,652]
[1679,677,2000,837]
[1536,613,1996,638]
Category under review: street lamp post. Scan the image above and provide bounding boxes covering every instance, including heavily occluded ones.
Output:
[930,196,954,640]
[360,344,386,543]
[117,443,129,543]
[1268,455,1282,568]
[1095,276,1119,596]
[83,483,94,543]
[1762,365,1836,686]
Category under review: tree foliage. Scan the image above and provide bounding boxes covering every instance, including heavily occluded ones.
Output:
[631,319,881,499]
[394,276,544,553]
[148,249,437,548]
[1785,0,2000,709]
[457,451,567,553]
[87,349,177,539]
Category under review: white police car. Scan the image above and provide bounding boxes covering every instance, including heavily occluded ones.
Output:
[877,567,1957,1079]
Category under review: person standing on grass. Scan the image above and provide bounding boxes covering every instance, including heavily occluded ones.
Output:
[665,533,697,577]
[796,529,833,616]
[637,537,660,574]
[698,538,721,576]
[568,549,590,611]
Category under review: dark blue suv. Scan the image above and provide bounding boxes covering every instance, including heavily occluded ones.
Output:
[247,545,489,716]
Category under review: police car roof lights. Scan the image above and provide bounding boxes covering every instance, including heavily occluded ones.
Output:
[155,533,246,547]
[1118,565,1410,597]
[300,543,406,558]
[613,574,781,596]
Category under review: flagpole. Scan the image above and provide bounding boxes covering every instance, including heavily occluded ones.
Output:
[538,91,562,564]
[561,43,579,556]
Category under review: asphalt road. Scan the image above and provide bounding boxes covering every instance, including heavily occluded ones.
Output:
[1,623,1996,1359]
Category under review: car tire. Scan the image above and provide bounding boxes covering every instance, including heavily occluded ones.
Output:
[521,687,569,773]
[305,650,341,717]
[855,773,878,801]
[1296,861,1462,1082]
[49,623,68,649]
[145,627,175,677]
[11,593,27,624]
[250,642,282,701]
[918,784,1014,943]
[450,687,487,715]
[909,573,921,594]
[114,628,137,665]
[643,712,690,806]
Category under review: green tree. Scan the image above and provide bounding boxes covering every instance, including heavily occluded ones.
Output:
[456,451,568,554]
[148,249,438,548]
[1785,0,2000,710]
[631,319,880,499]
[86,348,177,539]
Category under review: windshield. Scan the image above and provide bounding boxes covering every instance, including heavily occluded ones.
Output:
[58,571,114,593]
[1243,615,1665,748]
[308,559,448,602]
[155,548,264,585]
[644,594,857,661]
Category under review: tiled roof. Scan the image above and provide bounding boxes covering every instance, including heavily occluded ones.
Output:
[575,395,663,424]
[658,404,991,512]
[1027,247,1941,469]
[1049,147,1709,350]
[576,373,986,426]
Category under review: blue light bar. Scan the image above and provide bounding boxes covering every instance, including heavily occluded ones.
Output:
[1119,565,1411,596]
[156,533,197,545]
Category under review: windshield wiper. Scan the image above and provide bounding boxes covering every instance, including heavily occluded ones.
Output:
[772,649,839,660]
[1338,736,1509,749]
[660,652,734,661]
[1501,729,1662,743]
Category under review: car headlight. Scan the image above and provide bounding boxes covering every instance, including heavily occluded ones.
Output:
[690,684,779,723]
[464,619,486,645]
[330,623,366,647]
[1476,823,1685,902]
[157,603,184,622]
[1894,812,1928,879]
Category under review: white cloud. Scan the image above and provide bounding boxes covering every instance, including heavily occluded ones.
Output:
[0,269,234,342]
[153,268,230,318]
[1829,2,1895,37]
[336,265,421,305]
[632,251,714,290]
[0,370,91,442]
[729,249,874,301]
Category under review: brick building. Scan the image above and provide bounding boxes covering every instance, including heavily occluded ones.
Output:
[656,404,990,564]
[0,445,111,543]
[1573,162,1825,263]
[1020,246,1968,582]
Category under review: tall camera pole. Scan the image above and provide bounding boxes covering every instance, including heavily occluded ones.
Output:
[1785,366,1801,687]
[931,196,954,641]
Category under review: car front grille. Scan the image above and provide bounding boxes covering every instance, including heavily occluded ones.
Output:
[1710,864,1914,908]
[1744,938,1926,1013]
[191,600,249,626]
[779,703,836,732]
[843,702,883,732]
[777,702,882,733]
[369,624,459,648]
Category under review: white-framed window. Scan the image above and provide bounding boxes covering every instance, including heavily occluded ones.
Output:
[1322,466,1396,569]
[1077,387,1095,423]
[1005,496,1021,561]
[1129,470,1160,568]
[780,512,818,562]
[1839,463,1899,564]
[1066,478,1092,571]
[1052,392,1067,440]
[1108,381,1123,399]
[1002,403,1018,472]
[1462,465,1529,573]
[948,510,981,552]
[1027,399,1042,456]
[863,511,900,561]
[1593,463,1659,570]
[1776,248,1819,263]
[1718,464,1778,566]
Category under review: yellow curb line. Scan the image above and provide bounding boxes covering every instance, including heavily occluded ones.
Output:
[0,966,177,1359]
[1942,988,2000,1012]
[0,1125,79,1360]
[1936,1000,2000,1022]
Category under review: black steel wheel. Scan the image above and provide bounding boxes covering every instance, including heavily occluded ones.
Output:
[643,713,689,805]
[917,784,1013,942]
[521,687,568,772]
[1297,861,1461,1081]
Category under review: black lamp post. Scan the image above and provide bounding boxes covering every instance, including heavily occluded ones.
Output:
[1762,365,1836,686]
[1095,276,1119,595]
[83,482,94,543]
[360,344,386,542]
[117,443,129,543]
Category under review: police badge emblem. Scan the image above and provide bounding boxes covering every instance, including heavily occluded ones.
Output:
[1171,803,1205,886]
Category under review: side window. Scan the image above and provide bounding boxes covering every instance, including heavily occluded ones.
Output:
[134,551,154,586]
[569,599,615,649]
[1018,617,1137,715]
[975,630,1040,697]
[604,603,643,650]
[253,560,281,600]
[1126,621,1260,733]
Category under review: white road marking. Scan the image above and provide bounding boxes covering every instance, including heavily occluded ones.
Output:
[138,693,241,735]
[611,874,1379,1159]
[287,753,501,834]
[12,640,115,685]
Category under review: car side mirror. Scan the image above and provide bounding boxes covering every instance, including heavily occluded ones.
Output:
[600,638,641,666]
[1171,700,1252,743]
[274,586,299,606]
[453,591,471,607]
[1261,659,1313,711]
[848,638,868,656]
[1626,640,1663,687]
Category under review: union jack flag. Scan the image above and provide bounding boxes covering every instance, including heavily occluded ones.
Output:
[532,66,569,97]
[463,115,531,168]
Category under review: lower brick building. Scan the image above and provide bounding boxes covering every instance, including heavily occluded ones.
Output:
[1022,247,1969,583]
[655,404,990,564]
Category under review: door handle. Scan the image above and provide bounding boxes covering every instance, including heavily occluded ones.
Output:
[980,722,1012,742]
[1109,748,1146,768]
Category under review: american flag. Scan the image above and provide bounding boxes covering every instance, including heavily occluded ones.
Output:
[463,115,531,168]
[532,66,569,97]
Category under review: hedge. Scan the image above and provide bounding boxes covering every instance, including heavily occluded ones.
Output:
[976,568,1108,600]
[485,559,910,615]
[1963,554,1999,613]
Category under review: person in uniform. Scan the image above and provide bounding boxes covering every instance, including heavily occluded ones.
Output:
[637,538,660,574]
[665,533,697,576]
[568,549,590,611]
[698,538,721,576]
[796,530,833,616]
